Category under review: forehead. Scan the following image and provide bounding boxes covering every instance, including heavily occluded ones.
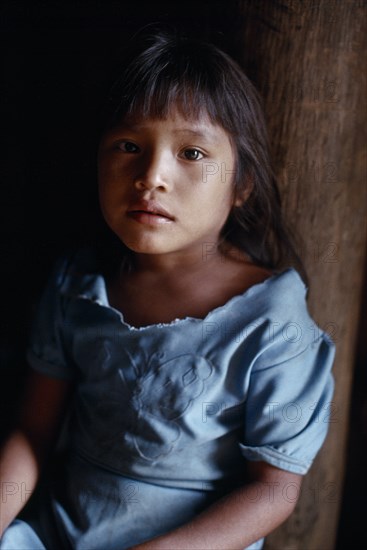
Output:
[110,109,231,145]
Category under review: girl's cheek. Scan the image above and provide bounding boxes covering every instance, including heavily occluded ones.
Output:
[99,156,125,179]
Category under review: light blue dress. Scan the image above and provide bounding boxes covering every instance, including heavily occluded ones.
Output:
[0,247,335,550]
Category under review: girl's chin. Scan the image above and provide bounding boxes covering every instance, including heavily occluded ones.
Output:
[118,239,179,256]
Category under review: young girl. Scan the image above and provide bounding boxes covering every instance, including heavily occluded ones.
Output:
[0,30,335,550]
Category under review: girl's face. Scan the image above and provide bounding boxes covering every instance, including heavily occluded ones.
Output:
[98,108,238,262]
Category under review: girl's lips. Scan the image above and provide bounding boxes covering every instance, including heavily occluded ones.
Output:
[127,211,174,226]
[127,200,175,224]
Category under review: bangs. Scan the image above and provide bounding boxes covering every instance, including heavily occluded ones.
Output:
[124,78,223,125]
[103,35,242,131]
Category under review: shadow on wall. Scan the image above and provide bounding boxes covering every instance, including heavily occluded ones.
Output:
[336,253,367,547]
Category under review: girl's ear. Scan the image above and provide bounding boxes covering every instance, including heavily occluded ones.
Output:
[233,176,254,207]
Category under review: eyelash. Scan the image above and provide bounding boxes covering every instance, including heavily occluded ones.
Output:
[115,141,205,161]
[181,148,205,161]
[117,141,140,153]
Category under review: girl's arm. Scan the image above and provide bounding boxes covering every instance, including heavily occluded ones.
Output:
[0,370,72,537]
[130,461,302,550]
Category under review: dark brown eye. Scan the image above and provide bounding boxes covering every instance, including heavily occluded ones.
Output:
[119,141,140,153]
[183,149,204,161]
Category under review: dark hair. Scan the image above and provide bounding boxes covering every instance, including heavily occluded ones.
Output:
[97,29,304,279]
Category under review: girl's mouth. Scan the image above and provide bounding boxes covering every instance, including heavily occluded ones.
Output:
[127,211,174,226]
[127,200,175,225]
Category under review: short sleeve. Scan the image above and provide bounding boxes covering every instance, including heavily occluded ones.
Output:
[239,322,335,475]
[26,256,76,381]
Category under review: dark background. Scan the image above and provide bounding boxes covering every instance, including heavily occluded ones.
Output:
[0,0,241,395]
[0,0,240,418]
[0,1,365,546]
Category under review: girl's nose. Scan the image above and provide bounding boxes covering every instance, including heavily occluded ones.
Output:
[133,151,170,192]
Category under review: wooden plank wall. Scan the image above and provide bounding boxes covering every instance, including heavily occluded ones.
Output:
[235,1,367,548]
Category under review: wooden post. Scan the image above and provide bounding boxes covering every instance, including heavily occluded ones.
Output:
[236,1,367,548]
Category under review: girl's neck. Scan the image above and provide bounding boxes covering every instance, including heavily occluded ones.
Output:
[131,249,226,278]
[106,244,271,328]
[127,243,250,279]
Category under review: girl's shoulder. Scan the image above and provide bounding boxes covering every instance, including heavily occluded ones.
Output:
[210,253,311,337]
[43,246,103,299]
[60,246,103,276]
[227,265,308,319]
[219,250,307,311]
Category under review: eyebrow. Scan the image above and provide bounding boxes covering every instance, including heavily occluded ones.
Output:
[172,129,213,139]
[115,123,222,143]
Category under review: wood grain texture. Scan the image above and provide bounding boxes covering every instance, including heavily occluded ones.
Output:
[236,1,367,548]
